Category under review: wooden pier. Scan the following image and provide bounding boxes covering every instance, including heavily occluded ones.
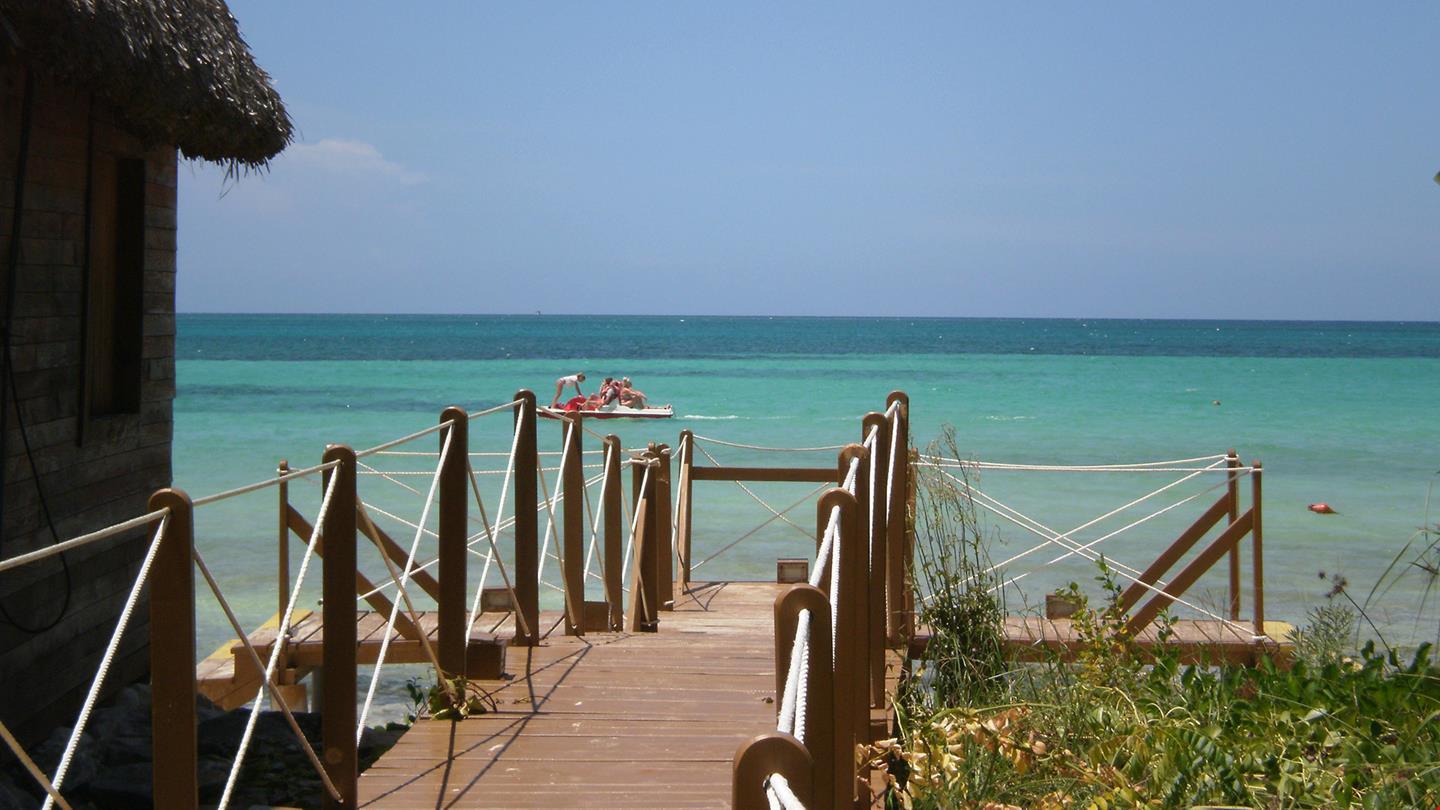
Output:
[358,582,789,808]
[1,389,1301,809]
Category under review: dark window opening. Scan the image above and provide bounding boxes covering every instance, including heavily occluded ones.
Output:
[86,157,145,417]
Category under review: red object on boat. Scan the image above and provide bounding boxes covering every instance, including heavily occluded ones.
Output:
[1308,502,1337,514]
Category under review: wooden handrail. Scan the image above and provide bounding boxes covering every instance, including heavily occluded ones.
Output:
[690,465,838,483]
[351,503,441,601]
[285,504,422,641]
[1126,508,1255,635]
[1115,494,1231,615]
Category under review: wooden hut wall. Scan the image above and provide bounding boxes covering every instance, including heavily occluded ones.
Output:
[0,62,177,744]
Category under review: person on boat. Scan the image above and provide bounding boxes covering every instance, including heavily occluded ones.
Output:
[598,377,621,406]
[618,378,648,409]
[551,372,586,407]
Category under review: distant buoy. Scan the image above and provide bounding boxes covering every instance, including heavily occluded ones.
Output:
[1308,503,1337,515]
[1212,400,1221,406]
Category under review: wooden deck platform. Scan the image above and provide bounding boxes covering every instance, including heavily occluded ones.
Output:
[358,581,786,808]
[197,608,506,710]
[911,616,1294,666]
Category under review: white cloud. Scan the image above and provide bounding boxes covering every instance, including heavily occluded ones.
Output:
[284,138,427,185]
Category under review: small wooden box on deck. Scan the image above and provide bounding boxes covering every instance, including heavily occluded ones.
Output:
[1045,593,1082,620]
[582,600,612,632]
[776,559,809,584]
[480,587,513,613]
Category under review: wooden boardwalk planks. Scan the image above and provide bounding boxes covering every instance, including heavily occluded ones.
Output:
[358,581,784,809]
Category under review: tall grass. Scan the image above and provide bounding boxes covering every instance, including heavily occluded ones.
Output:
[875,436,1440,809]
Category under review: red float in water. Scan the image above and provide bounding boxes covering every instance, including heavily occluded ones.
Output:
[1308,502,1337,515]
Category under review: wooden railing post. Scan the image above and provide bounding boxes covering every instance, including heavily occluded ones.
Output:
[277,459,290,636]
[676,430,694,593]
[1226,449,1241,620]
[148,487,197,810]
[602,435,624,630]
[1251,460,1265,637]
[320,444,358,810]
[732,732,812,810]
[885,391,911,645]
[774,584,834,810]
[629,449,659,631]
[512,390,539,646]
[562,416,585,635]
[840,442,876,721]
[438,407,468,675]
[655,443,674,610]
[862,412,889,708]
[820,486,863,804]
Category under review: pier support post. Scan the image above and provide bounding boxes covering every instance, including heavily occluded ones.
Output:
[438,407,468,675]
[149,487,197,810]
[513,390,539,646]
[732,733,812,810]
[603,435,624,630]
[885,391,912,645]
[320,445,358,810]
[774,585,834,810]
[676,430,694,593]
[562,417,585,635]
[655,444,674,610]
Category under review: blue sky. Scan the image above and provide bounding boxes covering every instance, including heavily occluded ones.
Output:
[178,3,1439,319]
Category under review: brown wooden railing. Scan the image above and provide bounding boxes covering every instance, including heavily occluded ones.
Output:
[732,392,913,810]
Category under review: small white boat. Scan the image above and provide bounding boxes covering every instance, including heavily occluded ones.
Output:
[540,403,673,420]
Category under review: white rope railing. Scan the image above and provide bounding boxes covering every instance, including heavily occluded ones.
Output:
[534,425,574,610]
[920,452,1232,473]
[42,515,168,810]
[693,443,813,539]
[691,435,846,453]
[192,459,339,508]
[465,399,525,421]
[217,469,339,810]
[619,464,653,592]
[937,469,1260,637]
[466,417,523,636]
[353,418,457,461]
[929,457,1231,585]
[0,718,72,809]
[357,426,453,737]
[690,484,828,572]
[765,772,805,810]
[0,509,168,574]
[192,549,340,803]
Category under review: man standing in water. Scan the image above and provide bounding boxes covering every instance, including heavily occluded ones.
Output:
[552,372,586,406]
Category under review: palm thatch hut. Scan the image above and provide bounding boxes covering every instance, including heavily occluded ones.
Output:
[0,0,289,745]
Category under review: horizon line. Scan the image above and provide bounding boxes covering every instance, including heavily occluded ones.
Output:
[174,311,1440,325]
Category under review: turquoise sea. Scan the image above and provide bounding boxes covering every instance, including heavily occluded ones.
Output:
[176,315,1440,681]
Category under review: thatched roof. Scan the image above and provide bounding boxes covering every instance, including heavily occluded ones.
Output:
[0,0,291,166]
